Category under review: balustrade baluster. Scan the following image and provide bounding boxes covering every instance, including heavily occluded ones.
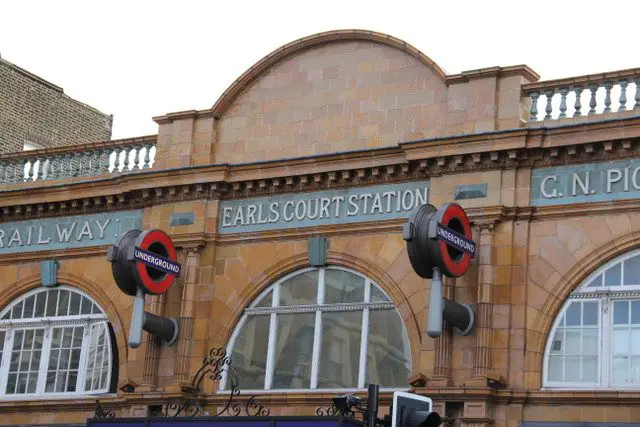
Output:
[135,145,144,170]
[6,162,15,184]
[9,162,19,184]
[635,78,640,109]
[105,148,115,173]
[544,90,554,120]
[30,158,40,181]
[588,84,598,115]
[83,151,93,175]
[89,149,100,174]
[96,148,107,174]
[603,82,613,113]
[35,158,44,180]
[60,154,71,178]
[558,87,569,118]
[68,153,77,177]
[77,152,86,176]
[16,161,25,183]
[0,160,7,184]
[142,145,152,168]
[619,80,628,112]
[96,148,109,174]
[573,86,583,117]
[114,149,122,172]
[119,148,128,172]
[49,157,58,180]
[124,145,138,172]
[41,159,50,180]
[18,161,27,183]
[76,152,86,176]
[24,160,33,182]
[529,92,539,121]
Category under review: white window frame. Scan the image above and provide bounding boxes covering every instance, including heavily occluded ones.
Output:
[543,248,640,390]
[220,266,411,394]
[0,286,113,400]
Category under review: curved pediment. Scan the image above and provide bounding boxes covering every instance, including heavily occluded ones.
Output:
[211,29,447,117]
[213,29,449,163]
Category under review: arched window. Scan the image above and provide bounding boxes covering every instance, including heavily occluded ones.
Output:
[222,267,412,392]
[543,248,640,389]
[0,286,114,398]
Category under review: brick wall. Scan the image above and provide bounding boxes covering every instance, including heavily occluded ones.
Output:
[0,57,112,153]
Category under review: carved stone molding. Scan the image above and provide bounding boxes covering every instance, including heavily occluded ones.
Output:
[471,219,498,233]
[181,243,203,255]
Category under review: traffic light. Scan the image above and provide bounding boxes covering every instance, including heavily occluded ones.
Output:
[391,392,442,427]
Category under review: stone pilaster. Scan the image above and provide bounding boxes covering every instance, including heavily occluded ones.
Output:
[430,277,454,386]
[470,220,497,384]
[170,244,201,389]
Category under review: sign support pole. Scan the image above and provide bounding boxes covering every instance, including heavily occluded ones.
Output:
[427,267,443,338]
[130,287,145,348]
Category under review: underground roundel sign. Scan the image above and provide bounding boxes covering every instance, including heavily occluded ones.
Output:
[107,229,182,296]
[403,203,476,279]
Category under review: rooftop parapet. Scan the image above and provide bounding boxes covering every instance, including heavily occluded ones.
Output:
[522,68,640,125]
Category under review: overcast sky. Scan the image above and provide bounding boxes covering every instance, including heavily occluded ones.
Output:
[2,0,638,140]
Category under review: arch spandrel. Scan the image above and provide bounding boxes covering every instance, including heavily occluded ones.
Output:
[525,217,640,388]
[213,30,449,164]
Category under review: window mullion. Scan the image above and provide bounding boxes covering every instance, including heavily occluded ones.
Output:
[36,326,53,395]
[0,329,13,395]
[264,284,279,390]
[357,279,372,388]
[358,308,370,388]
[264,313,277,390]
[76,323,91,393]
[602,298,610,387]
[310,268,325,389]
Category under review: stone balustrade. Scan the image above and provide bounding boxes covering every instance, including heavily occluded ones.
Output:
[0,137,156,184]
[523,68,640,122]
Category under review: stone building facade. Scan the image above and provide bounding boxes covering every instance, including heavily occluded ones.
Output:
[0,55,112,153]
[0,30,640,427]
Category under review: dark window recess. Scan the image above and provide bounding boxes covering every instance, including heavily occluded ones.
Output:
[148,405,164,417]
[169,212,195,226]
[454,183,488,200]
[108,323,119,394]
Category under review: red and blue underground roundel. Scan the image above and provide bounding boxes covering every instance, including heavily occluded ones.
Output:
[133,229,181,295]
[432,203,475,278]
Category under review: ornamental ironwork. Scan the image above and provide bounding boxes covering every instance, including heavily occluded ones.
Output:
[94,400,115,419]
[162,347,270,417]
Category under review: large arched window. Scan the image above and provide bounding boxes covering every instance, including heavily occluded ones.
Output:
[544,248,640,389]
[222,267,412,391]
[0,286,114,398]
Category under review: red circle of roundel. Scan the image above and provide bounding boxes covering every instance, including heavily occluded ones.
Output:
[438,204,473,277]
[134,229,177,295]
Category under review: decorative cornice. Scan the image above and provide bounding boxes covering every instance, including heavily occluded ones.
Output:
[446,65,539,85]
[0,122,637,222]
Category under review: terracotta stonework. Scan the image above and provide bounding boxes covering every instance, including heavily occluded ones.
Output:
[0,29,639,426]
